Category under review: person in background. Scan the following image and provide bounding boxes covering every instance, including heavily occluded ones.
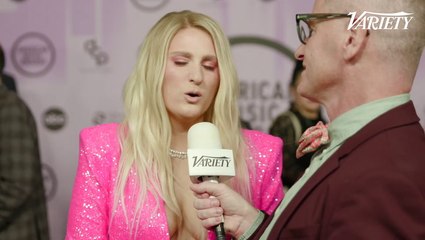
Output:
[269,60,326,189]
[191,0,425,239]
[0,60,50,239]
[65,10,284,240]
[240,118,253,130]
[0,44,18,93]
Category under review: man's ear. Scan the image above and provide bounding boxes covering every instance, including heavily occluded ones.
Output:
[343,28,369,61]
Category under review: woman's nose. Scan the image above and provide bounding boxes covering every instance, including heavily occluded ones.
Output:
[190,65,203,84]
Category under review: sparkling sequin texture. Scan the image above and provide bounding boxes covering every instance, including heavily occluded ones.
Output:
[65,123,284,239]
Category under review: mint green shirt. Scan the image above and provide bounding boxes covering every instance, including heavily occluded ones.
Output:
[240,94,411,240]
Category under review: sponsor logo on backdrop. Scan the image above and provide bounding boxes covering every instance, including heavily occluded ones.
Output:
[92,111,124,125]
[43,107,66,131]
[239,80,285,129]
[42,163,57,201]
[131,0,169,11]
[84,39,109,66]
[11,32,56,77]
[230,36,293,131]
[347,11,413,30]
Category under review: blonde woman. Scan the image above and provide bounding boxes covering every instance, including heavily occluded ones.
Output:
[65,10,284,240]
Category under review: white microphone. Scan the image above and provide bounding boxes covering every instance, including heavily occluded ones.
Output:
[187,122,235,182]
[187,122,235,240]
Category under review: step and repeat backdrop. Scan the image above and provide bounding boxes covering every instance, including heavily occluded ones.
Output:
[1,0,424,239]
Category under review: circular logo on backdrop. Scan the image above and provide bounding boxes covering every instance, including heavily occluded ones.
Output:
[92,111,124,125]
[43,107,67,131]
[130,0,169,11]
[42,163,57,201]
[229,36,294,131]
[11,32,56,77]
[229,36,293,58]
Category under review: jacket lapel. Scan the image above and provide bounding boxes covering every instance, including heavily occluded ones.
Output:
[271,101,420,230]
[273,150,341,228]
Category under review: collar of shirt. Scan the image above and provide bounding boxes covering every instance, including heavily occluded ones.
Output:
[322,93,411,158]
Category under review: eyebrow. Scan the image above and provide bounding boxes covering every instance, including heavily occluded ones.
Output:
[169,51,191,58]
[169,51,217,61]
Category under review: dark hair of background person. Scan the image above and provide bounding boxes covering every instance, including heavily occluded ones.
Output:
[290,60,304,87]
[0,44,5,72]
[0,44,18,92]
[269,59,326,189]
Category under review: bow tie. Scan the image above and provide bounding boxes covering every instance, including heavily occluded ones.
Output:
[296,121,331,159]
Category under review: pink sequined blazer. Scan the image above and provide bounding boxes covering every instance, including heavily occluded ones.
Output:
[65,123,284,239]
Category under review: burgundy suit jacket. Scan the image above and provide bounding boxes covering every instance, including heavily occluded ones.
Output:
[253,101,425,240]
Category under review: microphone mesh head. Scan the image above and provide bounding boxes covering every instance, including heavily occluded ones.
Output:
[188,122,222,149]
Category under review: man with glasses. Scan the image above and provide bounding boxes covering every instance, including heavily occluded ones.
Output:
[191,0,425,239]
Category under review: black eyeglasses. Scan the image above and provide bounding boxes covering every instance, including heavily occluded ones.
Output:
[296,13,351,44]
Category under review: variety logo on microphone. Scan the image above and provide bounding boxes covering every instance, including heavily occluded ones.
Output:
[187,149,235,180]
[347,11,414,30]
[192,155,231,168]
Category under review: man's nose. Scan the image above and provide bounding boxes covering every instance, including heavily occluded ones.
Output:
[294,44,305,61]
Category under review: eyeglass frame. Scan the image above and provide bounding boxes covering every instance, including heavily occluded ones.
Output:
[296,13,351,44]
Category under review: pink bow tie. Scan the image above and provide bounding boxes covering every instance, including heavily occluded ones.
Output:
[296,121,331,159]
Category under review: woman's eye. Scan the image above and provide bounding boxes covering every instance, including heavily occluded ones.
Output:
[203,61,217,71]
[203,65,215,71]
[174,61,187,66]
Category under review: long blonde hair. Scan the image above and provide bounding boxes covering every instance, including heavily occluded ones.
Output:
[114,10,253,237]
